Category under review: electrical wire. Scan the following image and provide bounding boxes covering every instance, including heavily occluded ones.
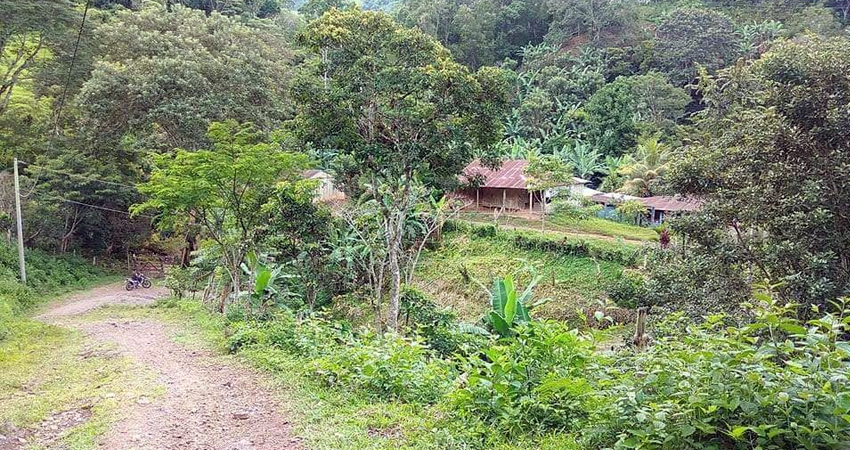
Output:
[59,198,154,218]
[40,194,156,219]
[17,160,141,190]
[53,0,92,131]
[2,164,155,219]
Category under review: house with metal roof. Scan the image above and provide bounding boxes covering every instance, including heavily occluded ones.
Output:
[457,160,590,213]
[640,196,702,224]
[590,192,702,225]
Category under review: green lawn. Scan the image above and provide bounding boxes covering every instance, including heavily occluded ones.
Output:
[414,230,625,323]
[460,211,659,243]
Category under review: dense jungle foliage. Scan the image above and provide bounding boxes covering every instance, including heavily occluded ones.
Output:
[3,0,850,447]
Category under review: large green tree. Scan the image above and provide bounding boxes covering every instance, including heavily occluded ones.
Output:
[0,0,81,117]
[22,135,148,254]
[668,37,850,310]
[625,71,690,134]
[293,8,509,330]
[544,0,628,45]
[298,0,355,20]
[654,8,740,86]
[395,0,551,68]
[582,77,636,157]
[77,4,293,151]
[134,121,311,302]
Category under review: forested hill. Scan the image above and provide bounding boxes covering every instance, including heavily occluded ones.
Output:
[3,2,850,449]
[0,0,848,300]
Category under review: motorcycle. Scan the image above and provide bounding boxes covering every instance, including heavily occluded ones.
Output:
[125,272,152,291]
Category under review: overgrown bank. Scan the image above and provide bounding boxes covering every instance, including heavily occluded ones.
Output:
[156,288,850,449]
[0,244,106,340]
[415,223,634,322]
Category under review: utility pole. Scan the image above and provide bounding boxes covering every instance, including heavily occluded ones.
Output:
[13,158,26,284]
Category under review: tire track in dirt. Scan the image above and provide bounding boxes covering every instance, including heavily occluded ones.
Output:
[36,284,301,450]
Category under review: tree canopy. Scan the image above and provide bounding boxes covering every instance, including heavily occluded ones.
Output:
[78,4,293,151]
[293,7,510,190]
[669,37,850,309]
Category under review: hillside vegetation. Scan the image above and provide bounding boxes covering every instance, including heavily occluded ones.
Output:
[0,245,105,340]
[2,0,849,448]
[415,225,632,322]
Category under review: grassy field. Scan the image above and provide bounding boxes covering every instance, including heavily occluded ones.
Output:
[414,230,626,323]
[460,211,659,243]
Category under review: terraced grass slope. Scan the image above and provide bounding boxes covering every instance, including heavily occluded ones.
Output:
[414,228,630,323]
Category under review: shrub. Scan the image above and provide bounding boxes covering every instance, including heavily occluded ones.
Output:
[472,223,497,238]
[607,270,647,309]
[444,220,641,265]
[226,311,349,357]
[312,332,452,404]
[164,266,198,298]
[511,232,639,266]
[552,198,603,221]
[0,279,30,340]
[583,299,850,449]
[0,244,103,296]
[449,320,598,437]
[644,248,749,318]
[400,286,489,357]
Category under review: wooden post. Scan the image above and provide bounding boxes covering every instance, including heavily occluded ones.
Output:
[529,190,533,213]
[633,307,649,350]
[13,158,26,284]
[502,189,506,210]
[476,189,480,209]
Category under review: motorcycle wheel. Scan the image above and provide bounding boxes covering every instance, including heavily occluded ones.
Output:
[142,279,152,289]
[125,281,135,291]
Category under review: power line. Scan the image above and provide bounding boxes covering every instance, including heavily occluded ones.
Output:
[54,0,92,131]
[44,195,156,219]
[3,164,154,218]
[18,160,141,190]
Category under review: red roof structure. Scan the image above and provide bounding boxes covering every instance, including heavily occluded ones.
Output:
[641,196,702,212]
[462,160,587,190]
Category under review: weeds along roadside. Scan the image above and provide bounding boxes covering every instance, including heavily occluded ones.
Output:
[153,283,850,449]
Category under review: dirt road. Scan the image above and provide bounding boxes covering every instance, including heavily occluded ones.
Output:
[33,283,300,450]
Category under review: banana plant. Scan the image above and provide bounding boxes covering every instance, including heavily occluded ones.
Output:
[240,251,289,316]
[483,274,540,337]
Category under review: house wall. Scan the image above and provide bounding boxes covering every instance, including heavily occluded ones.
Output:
[461,188,543,211]
[312,175,346,202]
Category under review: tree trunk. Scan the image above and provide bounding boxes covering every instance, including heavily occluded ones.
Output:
[386,211,403,332]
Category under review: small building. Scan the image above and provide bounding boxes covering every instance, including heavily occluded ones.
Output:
[590,192,701,225]
[303,169,346,203]
[457,159,590,213]
[641,196,702,225]
[590,192,641,221]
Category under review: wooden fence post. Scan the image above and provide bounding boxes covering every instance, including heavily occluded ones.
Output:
[633,307,649,350]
